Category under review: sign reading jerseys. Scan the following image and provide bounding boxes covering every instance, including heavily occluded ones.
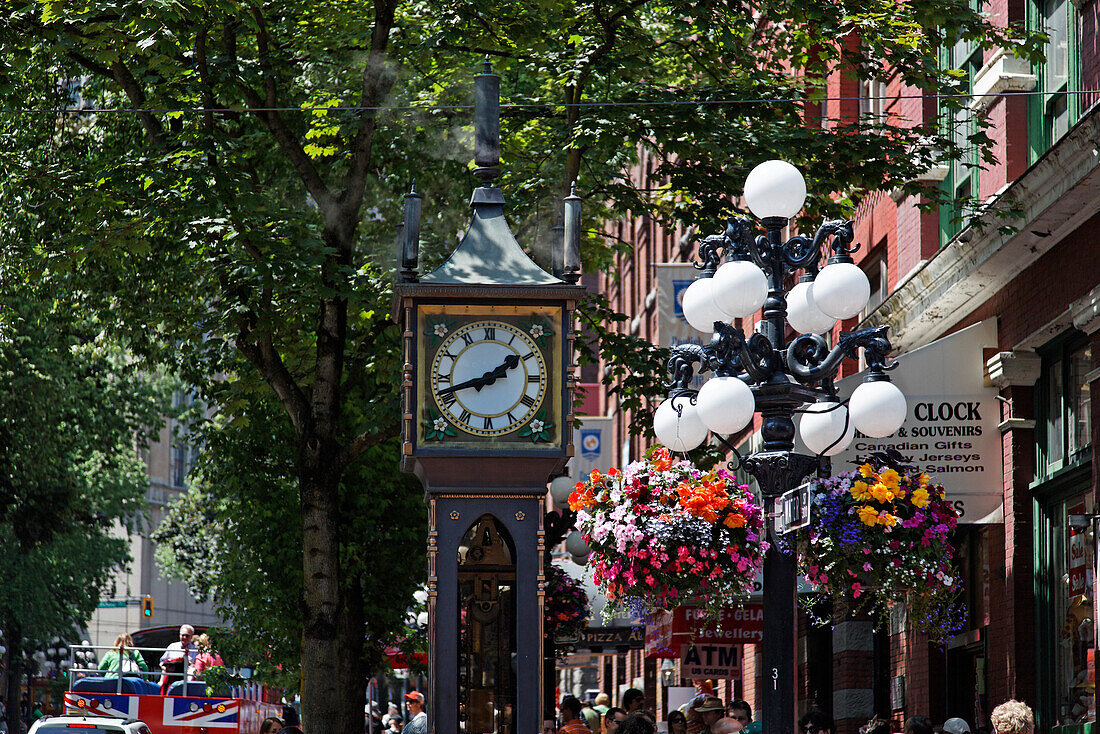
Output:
[828,320,1003,524]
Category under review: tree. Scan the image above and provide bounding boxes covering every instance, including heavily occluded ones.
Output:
[0,0,1042,730]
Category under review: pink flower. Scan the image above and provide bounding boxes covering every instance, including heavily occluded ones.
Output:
[863,562,873,572]
[852,582,863,598]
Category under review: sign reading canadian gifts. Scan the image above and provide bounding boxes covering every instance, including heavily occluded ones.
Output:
[829,320,1004,524]
[645,605,763,658]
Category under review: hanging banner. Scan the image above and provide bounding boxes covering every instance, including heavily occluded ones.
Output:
[656,263,706,389]
[827,320,1004,524]
[571,417,613,479]
[646,605,763,658]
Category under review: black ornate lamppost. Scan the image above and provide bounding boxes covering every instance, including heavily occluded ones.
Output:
[653,161,909,734]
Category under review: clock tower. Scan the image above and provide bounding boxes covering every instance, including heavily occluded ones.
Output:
[395,60,585,734]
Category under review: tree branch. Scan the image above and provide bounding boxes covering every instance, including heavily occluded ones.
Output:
[338,423,401,469]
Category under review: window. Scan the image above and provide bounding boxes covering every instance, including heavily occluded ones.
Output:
[861,249,888,320]
[939,23,983,246]
[859,76,887,127]
[1038,333,1092,477]
[1029,0,1079,160]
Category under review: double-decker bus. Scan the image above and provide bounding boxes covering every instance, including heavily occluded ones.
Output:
[61,628,282,734]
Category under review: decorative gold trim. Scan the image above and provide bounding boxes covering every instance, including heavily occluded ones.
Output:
[515,511,526,521]
[436,493,547,499]
[449,510,461,520]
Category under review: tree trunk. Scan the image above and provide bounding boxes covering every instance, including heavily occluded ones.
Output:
[298,444,350,733]
[4,620,22,734]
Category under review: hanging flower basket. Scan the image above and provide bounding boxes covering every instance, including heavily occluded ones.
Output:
[570,445,768,620]
[545,563,591,651]
[798,451,966,644]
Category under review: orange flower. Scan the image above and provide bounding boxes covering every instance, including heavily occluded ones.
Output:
[651,446,673,472]
[607,467,621,477]
[724,513,746,529]
[568,488,597,512]
[589,469,602,483]
[677,479,730,523]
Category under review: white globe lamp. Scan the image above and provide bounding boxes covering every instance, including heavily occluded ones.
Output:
[799,402,856,456]
[812,259,871,320]
[786,280,836,334]
[849,378,907,438]
[653,396,709,452]
[549,475,576,510]
[696,376,755,435]
[565,531,590,557]
[711,259,768,319]
[743,160,807,220]
[681,277,730,333]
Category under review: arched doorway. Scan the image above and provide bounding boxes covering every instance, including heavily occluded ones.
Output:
[458,514,517,734]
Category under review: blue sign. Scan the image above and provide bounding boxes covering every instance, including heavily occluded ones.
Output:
[579,428,602,458]
[672,280,693,319]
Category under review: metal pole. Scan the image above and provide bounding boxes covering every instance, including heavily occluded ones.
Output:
[762,505,797,734]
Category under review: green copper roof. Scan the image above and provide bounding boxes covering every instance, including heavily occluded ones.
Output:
[420,188,564,286]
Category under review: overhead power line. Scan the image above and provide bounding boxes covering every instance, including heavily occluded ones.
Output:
[0,87,1096,116]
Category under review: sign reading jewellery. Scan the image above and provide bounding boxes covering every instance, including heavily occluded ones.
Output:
[830,320,1003,524]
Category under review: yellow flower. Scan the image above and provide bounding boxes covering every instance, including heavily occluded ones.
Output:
[858,505,879,526]
[918,472,930,488]
[859,463,875,478]
[851,480,874,501]
[878,512,898,527]
[911,488,931,508]
[870,483,893,503]
[879,468,901,491]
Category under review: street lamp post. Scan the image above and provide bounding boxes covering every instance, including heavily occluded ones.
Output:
[653,161,908,734]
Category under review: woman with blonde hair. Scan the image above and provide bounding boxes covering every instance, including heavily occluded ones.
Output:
[98,633,148,678]
[189,633,224,676]
[990,701,1033,734]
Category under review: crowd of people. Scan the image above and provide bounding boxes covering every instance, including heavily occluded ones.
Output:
[552,690,1037,734]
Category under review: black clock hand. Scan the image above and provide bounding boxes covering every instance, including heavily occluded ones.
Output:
[437,354,522,396]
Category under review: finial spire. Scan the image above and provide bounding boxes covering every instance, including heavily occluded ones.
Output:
[563,181,581,283]
[397,180,422,282]
[473,57,501,187]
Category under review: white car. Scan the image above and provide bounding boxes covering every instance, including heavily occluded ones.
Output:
[28,716,152,734]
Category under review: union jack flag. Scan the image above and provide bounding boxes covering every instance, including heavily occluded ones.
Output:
[161,697,239,729]
[64,692,137,718]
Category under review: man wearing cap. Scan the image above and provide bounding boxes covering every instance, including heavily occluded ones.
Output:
[689,696,726,734]
[402,691,427,734]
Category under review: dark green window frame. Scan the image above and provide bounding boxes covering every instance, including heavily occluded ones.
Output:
[939,14,983,247]
[1028,0,1080,162]
[1036,331,1093,478]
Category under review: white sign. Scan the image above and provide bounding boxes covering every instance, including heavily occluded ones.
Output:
[679,643,741,679]
[777,482,812,534]
[829,320,1003,524]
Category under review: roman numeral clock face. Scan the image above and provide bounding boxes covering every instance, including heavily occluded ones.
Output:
[417,305,562,447]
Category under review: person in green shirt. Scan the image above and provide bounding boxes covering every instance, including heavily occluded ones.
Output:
[98,633,149,678]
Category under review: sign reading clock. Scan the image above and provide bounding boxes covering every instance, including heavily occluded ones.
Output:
[417,303,562,448]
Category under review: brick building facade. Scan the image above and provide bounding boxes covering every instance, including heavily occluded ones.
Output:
[584,2,1100,731]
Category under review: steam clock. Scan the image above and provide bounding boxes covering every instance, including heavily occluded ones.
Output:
[395,61,585,734]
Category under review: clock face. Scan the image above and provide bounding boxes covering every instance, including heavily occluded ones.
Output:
[430,320,546,436]
[416,304,562,447]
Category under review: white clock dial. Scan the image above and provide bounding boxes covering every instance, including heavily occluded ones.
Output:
[430,320,547,436]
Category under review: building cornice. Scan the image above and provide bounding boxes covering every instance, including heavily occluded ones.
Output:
[863,104,1100,353]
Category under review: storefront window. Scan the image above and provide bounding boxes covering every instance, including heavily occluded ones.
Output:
[1050,496,1096,726]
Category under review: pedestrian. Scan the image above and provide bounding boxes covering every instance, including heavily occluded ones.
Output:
[688,695,725,734]
[621,689,646,715]
[581,696,601,733]
[990,701,1033,734]
[277,705,303,734]
[905,716,934,734]
[387,718,402,733]
[402,691,427,734]
[605,707,629,734]
[98,633,148,678]
[860,716,892,734]
[594,693,611,717]
[800,710,835,734]
[668,710,688,734]
[260,717,284,734]
[618,712,657,734]
[726,701,752,729]
[713,719,745,734]
[559,696,592,734]
[942,719,970,734]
